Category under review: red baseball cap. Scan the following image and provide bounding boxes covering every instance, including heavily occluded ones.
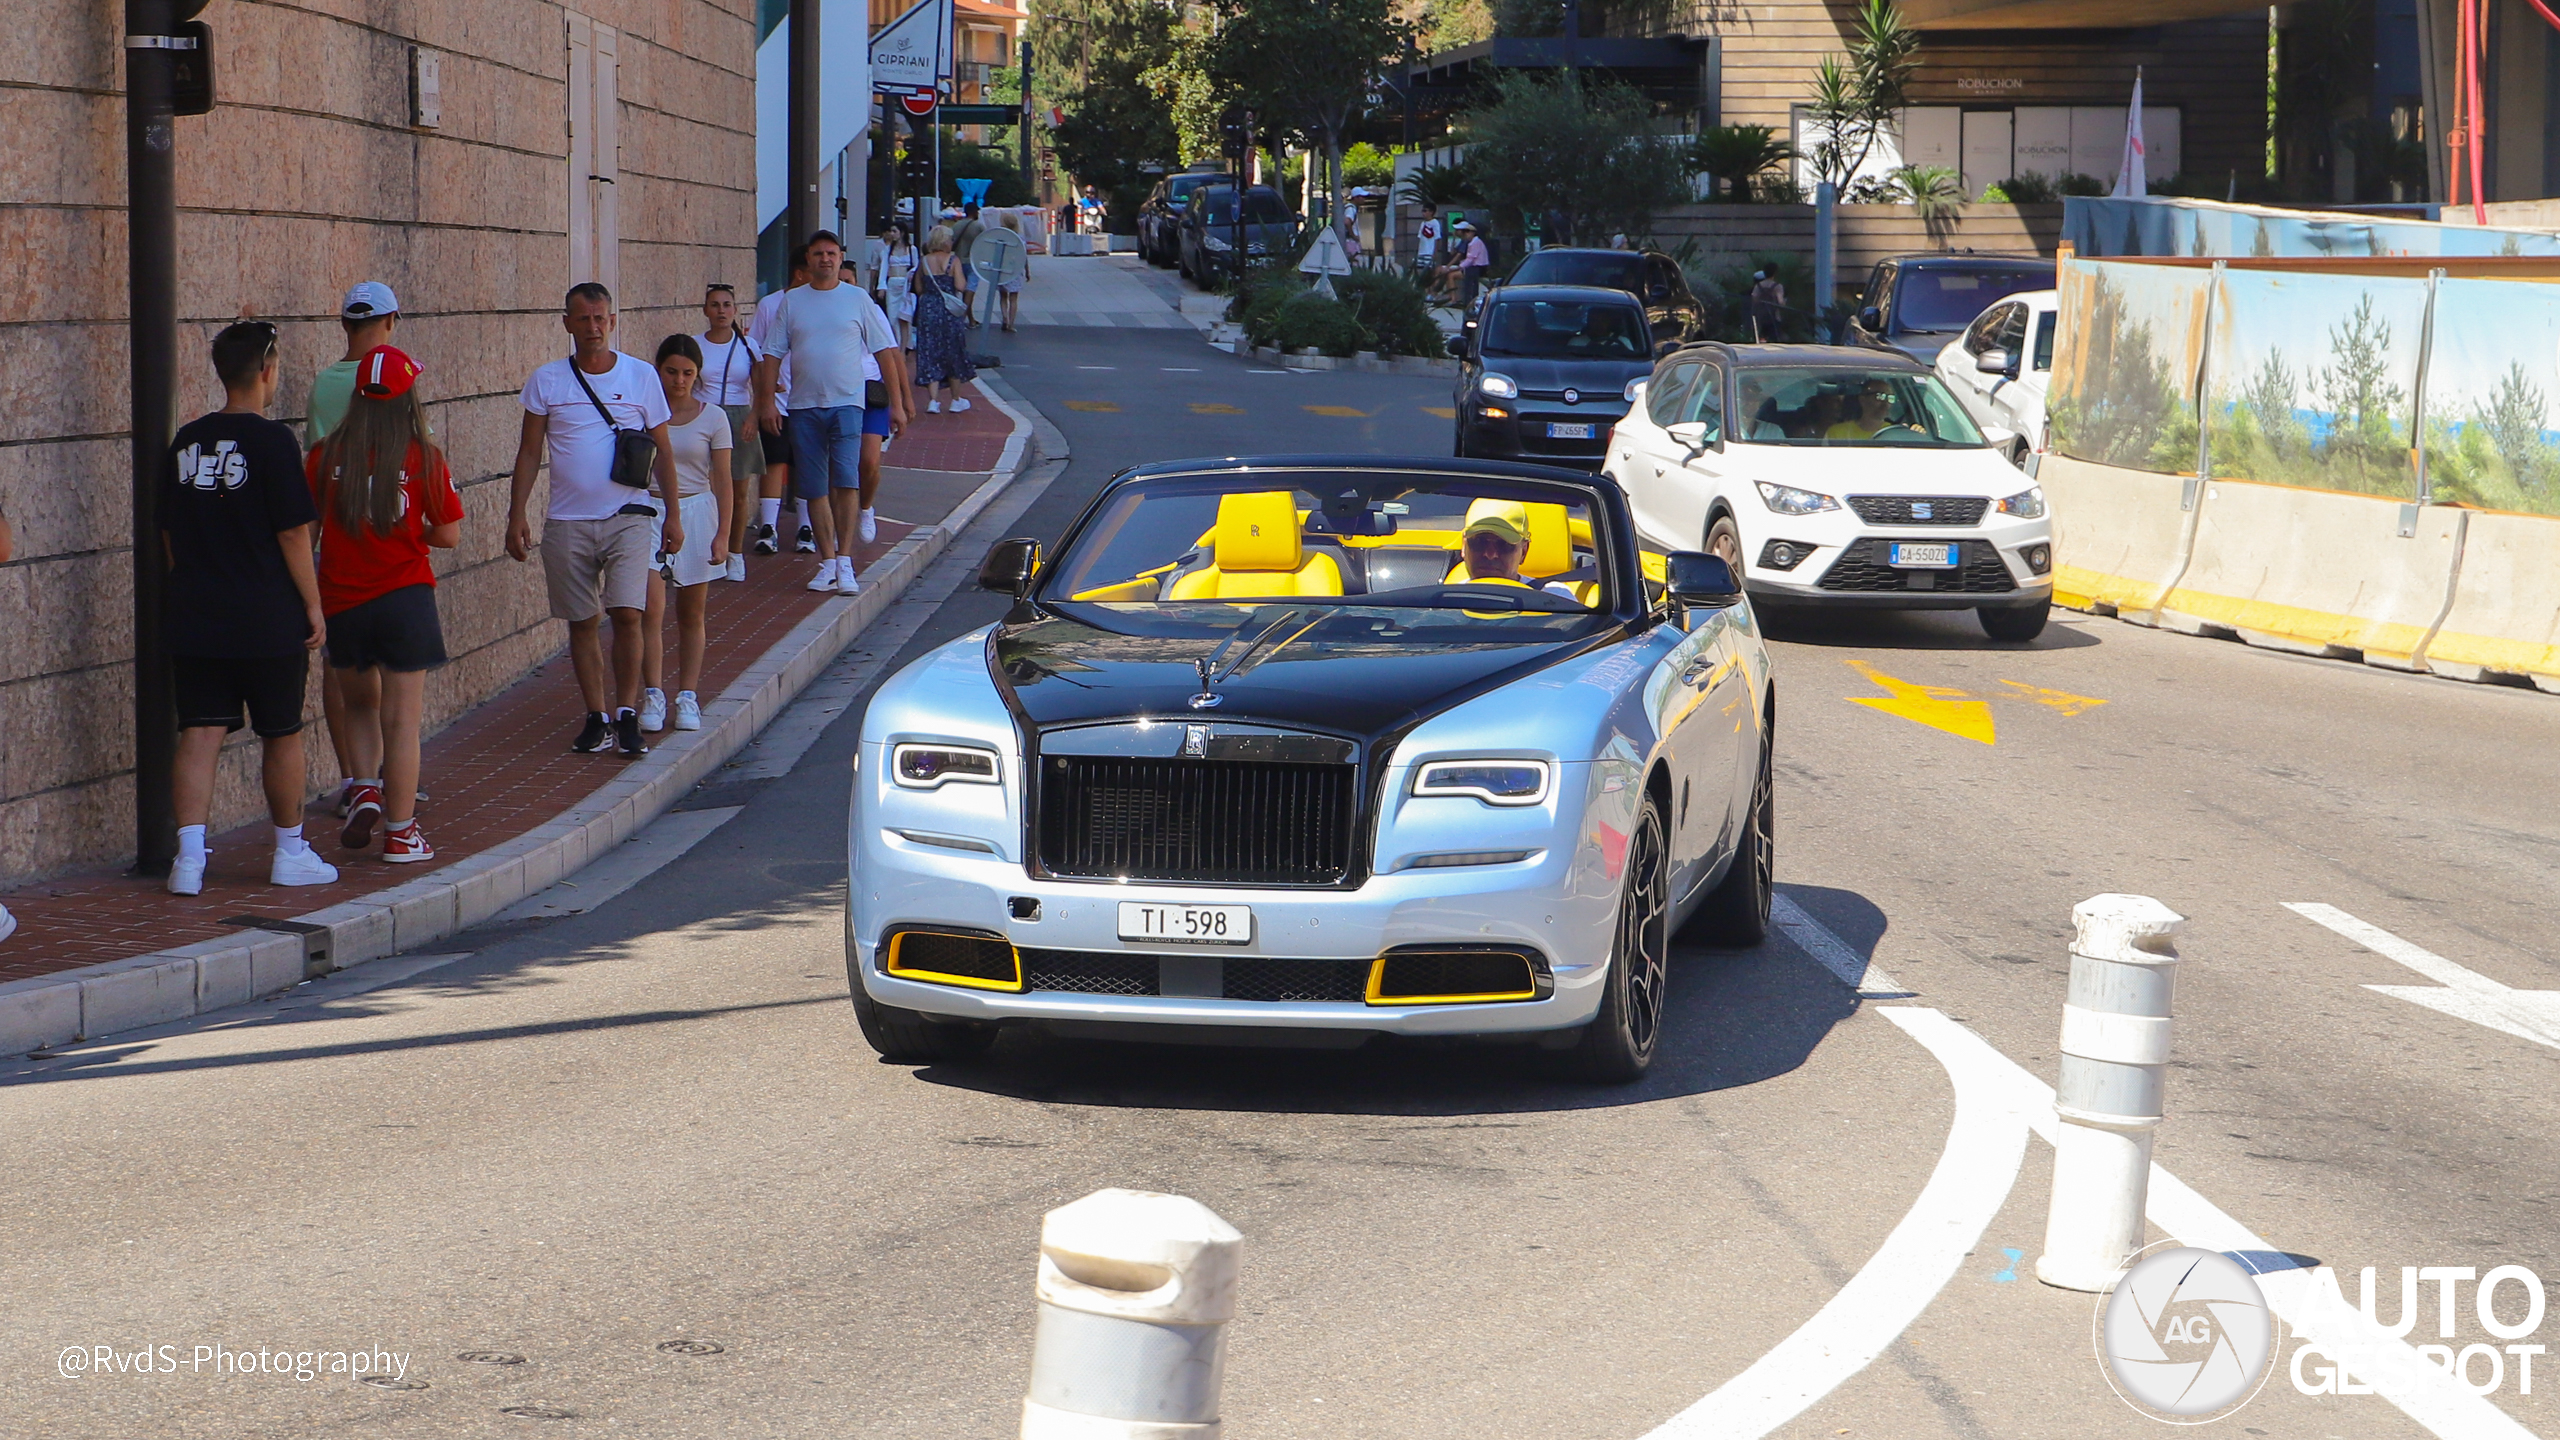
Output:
[355,345,421,399]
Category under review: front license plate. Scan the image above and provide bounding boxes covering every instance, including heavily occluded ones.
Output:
[1118,901,1253,946]
[1887,541,1959,569]
[1545,422,1595,439]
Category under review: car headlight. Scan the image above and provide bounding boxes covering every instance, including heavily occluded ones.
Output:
[1754,480,1840,516]
[1413,759,1552,806]
[1479,372,1519,400]
[891,743,1001,789]
[1996,485,2047,519]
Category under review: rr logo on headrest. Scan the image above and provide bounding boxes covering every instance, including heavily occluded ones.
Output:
[1249,524,1261,536]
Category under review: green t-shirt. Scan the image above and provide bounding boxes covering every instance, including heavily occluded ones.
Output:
[307,359,361,444]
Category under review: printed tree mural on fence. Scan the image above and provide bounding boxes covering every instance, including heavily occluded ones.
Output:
[2046,270,2196,472]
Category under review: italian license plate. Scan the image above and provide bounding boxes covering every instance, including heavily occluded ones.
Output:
[1887,541,1959,569]
[1118,901,1252,946]
[1545,422,1595,440]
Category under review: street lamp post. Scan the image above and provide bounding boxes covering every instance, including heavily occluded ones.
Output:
[126,0,189,878]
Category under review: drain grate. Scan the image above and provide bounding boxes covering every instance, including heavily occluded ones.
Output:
[656,1339,724,1356]
[359,1375,427,1390]
[500,1405,576,1420]
[457,1351,525,1365]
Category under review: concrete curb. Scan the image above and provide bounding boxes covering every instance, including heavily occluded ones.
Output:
[1242,343,1458,378]
[0,391,1052,1059]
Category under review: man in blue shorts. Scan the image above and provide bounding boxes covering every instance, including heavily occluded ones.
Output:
[753,231,909,595]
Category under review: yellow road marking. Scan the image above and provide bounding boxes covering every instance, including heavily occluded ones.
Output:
[1065,400,1120,412]
[1422,406,1456,419]
[1303,404,1371,417]
[1844,659,1996,745]
[1997,679,2107,717]
[1189,402,1245,415]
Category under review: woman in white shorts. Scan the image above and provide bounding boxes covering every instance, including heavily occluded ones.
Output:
[639,334,733,732]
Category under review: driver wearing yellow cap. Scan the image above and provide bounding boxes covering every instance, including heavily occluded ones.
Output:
[1460,501,1585,603]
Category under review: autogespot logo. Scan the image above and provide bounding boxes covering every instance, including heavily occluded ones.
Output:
[2099,1247,2278,1422]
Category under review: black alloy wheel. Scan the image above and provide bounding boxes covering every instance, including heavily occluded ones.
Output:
[1559,792,1671,1082]
[1706,514,1745,574]
[1978,599,2050,642]
[848,958,998,1064]
[1688,702,1774,945]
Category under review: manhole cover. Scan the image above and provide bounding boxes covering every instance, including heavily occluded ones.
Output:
[458,1351,526,1365]
[359,1375,428,1390]
[500,1405,576,1420]
[656,1339,725,1356]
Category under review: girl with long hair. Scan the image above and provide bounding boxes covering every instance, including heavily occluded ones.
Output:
[305,345,462,863]
[647,334,734,732]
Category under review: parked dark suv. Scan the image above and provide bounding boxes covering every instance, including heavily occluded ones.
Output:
[1139,169,1234,268]
[1463,247,1705,361]
[1844,253,2056,362]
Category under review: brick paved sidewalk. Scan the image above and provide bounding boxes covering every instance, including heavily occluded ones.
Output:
[0,384,1014,987]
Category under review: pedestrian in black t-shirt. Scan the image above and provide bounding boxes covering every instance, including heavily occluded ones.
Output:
[163,320,340,897]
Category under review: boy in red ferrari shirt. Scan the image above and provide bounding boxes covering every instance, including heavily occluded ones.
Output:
[305,345,462,863]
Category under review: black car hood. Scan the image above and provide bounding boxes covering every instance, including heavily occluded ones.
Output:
[990,607,1608,745]
[1473,355,1651,396]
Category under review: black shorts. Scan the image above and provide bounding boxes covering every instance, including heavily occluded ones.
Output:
[761,420,794,468]
[173,652,309,737]
[326,583,448,673]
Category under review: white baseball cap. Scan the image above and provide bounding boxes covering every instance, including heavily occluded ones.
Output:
[340,281,399,319]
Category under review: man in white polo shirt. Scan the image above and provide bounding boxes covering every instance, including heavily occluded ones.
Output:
[752,229,909,596]
[505,282,680,758]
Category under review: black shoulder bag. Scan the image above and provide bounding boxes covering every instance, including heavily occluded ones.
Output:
[569,358,660,491]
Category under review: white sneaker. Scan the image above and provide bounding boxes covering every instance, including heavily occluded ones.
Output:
[806,558,840,592]
[950,397,972,413]
[168,852,207,897]
[859,507,878,543]
[270,846,339,887]
[835,564,862,595]
[725,553,747,582]
[639,687,668,732]
[0,902,15,945]
[926,400,941,414]
[673,691,703,731]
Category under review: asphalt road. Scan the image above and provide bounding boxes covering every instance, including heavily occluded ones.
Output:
[4,321,2554,1440]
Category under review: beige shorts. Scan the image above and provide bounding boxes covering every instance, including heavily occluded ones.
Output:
[543,512,656,621]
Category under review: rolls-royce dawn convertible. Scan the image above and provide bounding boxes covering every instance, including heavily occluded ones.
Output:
[845,455,1776,1081]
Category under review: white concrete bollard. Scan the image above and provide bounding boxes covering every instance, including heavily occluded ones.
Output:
[1021,1188,1243,1440]
[2036,893,2186,1292]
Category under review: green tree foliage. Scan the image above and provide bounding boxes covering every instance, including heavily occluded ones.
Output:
[938,139,1034,207]
[1459,70,1690,246]
[1196,0,1412,227]
[1888,163,1964,221]
[1396,159,1478,209]
[1032,0,1181,196]
[1425,0,1493,46]
[2479,362,2553,490]
[1692,125,1792,202]
[1804,0,1917,190]
[1341,142,1397,190]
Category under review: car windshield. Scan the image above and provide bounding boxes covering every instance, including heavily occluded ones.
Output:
[1480,300,1647,359]
[1508,252,1646,292]
[1039,473,1615,618]
[1731,367,1989,447]
[1201,190,1290,225]
[1894,268,2052,332]
[1169,174,1232,202]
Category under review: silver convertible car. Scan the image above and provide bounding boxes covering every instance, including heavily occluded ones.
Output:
[845,457,1776,1081]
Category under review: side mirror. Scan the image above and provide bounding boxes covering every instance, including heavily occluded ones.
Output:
[1666,421,1712,451]
[1664,550,1742,607]
[1625,379,1648,407]
[978,536,1040,596]
[1976,348,2013,375]
[1858,306,1883,331]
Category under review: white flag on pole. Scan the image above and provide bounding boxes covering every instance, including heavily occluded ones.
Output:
[2111,68,2148,198]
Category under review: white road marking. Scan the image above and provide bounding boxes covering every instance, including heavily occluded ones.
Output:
[1077,365,1117,370]
[1641,1006,2032,1439]
[1161,367,1201,372]
[1650,901,2538,1440]
[2285,902,2560,1052]
[496,808,742,922]
[1771,894,1909,997]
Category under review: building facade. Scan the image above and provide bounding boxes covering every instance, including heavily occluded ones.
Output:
[0,1,758,885]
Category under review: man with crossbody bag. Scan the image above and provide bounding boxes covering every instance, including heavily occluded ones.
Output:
[505,282,680,757]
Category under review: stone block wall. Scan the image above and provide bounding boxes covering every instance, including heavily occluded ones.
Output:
[0,0,756,885]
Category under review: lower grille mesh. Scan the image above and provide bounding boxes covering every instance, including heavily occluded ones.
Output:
[1816,540,2018,594]
[1014,951,1371,1002]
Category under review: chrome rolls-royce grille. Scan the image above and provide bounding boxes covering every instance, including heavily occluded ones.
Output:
[1037,756,1356,885]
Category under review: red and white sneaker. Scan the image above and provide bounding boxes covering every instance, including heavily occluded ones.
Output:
[340,783,384,850]
[380,820,436,864]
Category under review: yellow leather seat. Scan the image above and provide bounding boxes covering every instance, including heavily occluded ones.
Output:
[1164,491,1344,600]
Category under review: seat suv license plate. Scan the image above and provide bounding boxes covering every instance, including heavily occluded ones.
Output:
[1119,901,1252,946]
[1545,421,1595,439]
[1887,542,1959,569]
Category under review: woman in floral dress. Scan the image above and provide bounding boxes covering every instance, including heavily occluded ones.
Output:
[911,225,977,414]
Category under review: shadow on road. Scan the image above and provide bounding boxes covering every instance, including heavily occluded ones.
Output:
[1759,604,2100,652]
[898,888,1892,1118]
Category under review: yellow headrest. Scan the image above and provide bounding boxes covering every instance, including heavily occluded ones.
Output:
[1214,491,1303,572]
[1462,498,1573,577]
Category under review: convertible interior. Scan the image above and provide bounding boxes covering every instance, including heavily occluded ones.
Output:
[1063,490,1608,607]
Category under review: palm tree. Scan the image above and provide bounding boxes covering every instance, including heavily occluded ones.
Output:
[1395,159,1477,210]
[1692,125,1793,202]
